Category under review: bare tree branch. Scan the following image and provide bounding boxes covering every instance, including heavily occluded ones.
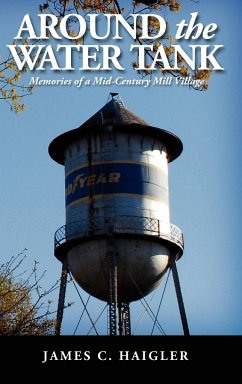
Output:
[0,251,61,335]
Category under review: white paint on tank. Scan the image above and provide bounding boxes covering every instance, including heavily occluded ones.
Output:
[62,129,176,301]
[67,238,170,302]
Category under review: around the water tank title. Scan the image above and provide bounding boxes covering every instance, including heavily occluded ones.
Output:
[7,12,224,72]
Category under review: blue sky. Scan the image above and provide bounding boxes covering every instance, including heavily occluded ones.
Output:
[0,0,241,335]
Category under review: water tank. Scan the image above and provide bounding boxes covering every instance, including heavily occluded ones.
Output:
[49,94,184,303]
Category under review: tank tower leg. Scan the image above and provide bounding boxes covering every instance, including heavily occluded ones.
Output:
[107,234,118,336]
[123,303,131,335]
[170,255,190,336]
[107,227,131,336]
[118,303,123,336]
[55,259,68,336]
[118,303,131,336]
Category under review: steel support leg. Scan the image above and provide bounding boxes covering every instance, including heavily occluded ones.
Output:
[118,303,123,336]
[122,303,131,336]
[55,259,68,336]
[107,239,118,336]
[117,303,131,336]
[170,255,190,336]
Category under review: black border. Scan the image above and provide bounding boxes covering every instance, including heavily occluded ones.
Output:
[1,336,241,375]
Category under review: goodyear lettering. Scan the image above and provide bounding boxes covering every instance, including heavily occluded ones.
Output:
[87,175,96,186]
[97,173,107,184]
[65,172,121,197]
[65,162,164,209]
[79,174,87,188]
[108,173,121,183]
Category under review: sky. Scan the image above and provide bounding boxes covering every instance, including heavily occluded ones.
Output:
[0,0,241,336]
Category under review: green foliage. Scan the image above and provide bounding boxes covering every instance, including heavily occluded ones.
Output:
[0,250,56,335]
[0,44,34,113]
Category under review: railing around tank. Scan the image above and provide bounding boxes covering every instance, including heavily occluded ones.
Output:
[114,215,159,234]
[54,215,184,251]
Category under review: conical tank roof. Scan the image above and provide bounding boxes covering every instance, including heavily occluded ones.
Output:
[81,96,148,127]
[49,94,183,164]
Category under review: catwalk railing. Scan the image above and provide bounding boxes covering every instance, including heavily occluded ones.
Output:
[54,215,184,251]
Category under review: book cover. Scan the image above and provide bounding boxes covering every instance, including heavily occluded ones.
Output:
[0,0,241,371]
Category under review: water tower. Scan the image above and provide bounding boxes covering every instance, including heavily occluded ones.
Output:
[49,93,189,336]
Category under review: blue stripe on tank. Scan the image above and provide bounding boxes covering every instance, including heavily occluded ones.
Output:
[65,163,166,207]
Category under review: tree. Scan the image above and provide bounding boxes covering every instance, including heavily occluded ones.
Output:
[0,250,57,335]
[0,0,211,112]
[0,46,34,113]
